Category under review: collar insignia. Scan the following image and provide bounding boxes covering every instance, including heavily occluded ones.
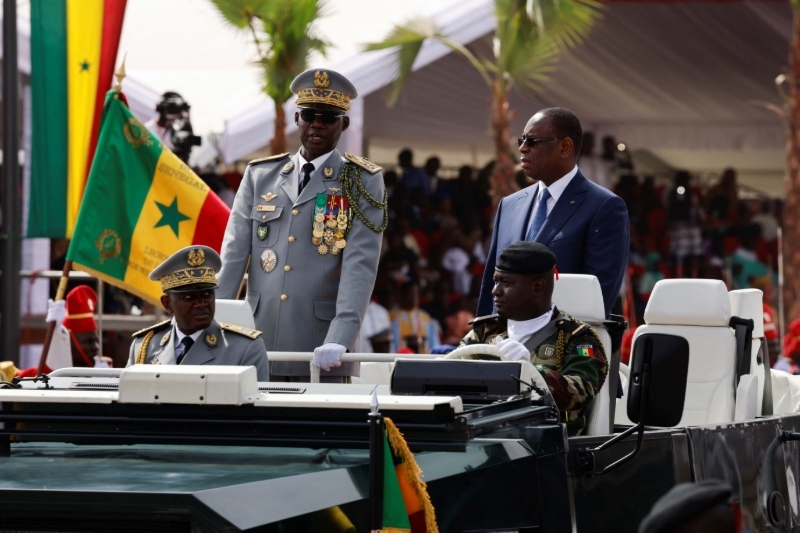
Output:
[205,334,217,347]
[282,162,294,173]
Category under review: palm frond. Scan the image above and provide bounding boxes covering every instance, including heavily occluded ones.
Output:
[364,16,493,106]
[208,0,272,29]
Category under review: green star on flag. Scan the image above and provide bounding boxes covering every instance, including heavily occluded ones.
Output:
[155,197,191,237]
[80,60,90,71]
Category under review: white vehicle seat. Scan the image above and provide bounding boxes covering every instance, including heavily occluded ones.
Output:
[728,289,767,415]
[552,274,613,435]
[636,279,735,426]
[214,299,257,330]
[353,362,393,385]
[770,369,800,413]
[615,363,633,425]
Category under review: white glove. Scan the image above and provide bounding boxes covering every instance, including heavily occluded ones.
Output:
[46,299,66,325]
[314,342,346,371]
[496,338,530,362]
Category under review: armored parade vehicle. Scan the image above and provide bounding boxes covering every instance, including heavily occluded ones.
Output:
[1,276,799,532]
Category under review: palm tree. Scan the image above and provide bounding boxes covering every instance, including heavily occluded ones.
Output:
[365,0,600,201]
[783,2,800,325]
[210,0,329,155]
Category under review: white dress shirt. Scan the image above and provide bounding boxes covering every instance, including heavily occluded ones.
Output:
[526,165,579,234]
[507,305,555,345]
[297,149,335,181]
[174,325,203,353]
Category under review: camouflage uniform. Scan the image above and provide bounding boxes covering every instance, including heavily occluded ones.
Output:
[459,307,608,436]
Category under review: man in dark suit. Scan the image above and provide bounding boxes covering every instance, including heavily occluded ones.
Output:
[477,108,629,317]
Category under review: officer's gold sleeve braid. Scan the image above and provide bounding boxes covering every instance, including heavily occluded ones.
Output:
[555,330,567,372]
[136,330,156,365]
[339,163,388,233]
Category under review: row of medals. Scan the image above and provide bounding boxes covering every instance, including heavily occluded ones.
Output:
[313,206,348,255]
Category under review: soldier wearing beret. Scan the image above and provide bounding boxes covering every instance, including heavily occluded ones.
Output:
[638,481,737,533]
[217,68,387,382]
[127,246,269,381]
[459,241,608,436]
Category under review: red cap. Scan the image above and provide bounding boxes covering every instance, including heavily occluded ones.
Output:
[62,286,98,334]
[763,304,778,341]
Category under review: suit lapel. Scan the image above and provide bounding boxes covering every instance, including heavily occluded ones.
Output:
[279,154,300,205]
[151,325,175,365]
[506,186,533,243]
[180,321,219,366]
[295,151,342,207]
[535,172,588,245]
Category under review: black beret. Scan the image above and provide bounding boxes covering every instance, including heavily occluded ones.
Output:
[495,241,556,275]
[638,481,732,533]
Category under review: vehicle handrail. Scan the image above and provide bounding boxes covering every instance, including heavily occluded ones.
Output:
[268,352,441,383]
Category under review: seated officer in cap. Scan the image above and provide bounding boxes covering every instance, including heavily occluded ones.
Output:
[459,241,608,436]
[217,68,386,382]
[638,480,737,533]
[126,246,269,381]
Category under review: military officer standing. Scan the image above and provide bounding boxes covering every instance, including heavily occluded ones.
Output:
[127,245,269,381]
[217,69,387,382]
[459,241,608,435]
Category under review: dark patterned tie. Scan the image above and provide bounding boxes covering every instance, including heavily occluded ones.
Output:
[175,336,194,365]
[300,163,315,194]
[526,187,551,241]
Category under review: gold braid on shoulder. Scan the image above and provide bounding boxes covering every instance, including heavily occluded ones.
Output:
[339,163,388,233]
[135,330,156,365]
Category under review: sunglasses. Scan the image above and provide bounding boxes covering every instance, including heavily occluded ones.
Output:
[299,109,345,124]
[517,136,560,148]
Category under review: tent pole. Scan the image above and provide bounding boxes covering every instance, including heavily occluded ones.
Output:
[1,0,21,366]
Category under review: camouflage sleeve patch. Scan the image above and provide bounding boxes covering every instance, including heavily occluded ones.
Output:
[542,332,608,413]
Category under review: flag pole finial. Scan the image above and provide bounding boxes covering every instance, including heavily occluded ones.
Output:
[114,54,127,91]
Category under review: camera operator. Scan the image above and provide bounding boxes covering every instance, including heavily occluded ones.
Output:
[145,91,201,163]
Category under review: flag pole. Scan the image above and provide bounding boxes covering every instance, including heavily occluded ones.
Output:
[368,390,384,532]
[36,261,73,376]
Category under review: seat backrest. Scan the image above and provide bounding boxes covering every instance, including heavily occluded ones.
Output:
[637,279,735,426]
[214,299,256,330]
[728,289,766,415]
[552,274,613,435]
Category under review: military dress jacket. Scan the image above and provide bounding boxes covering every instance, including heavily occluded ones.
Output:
[459,307,608,435]
[217,149,385,377]
[126,319,270,381]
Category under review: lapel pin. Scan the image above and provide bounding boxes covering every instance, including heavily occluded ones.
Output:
[323,167,334,178]
[570,200,576,204]
[261,192,278,202]
[282,162,294,173]
[205,334,217,347]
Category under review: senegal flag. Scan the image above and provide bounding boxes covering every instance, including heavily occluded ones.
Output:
[380,418,439,533]
[28,0,127,238]
[65,89,230,304]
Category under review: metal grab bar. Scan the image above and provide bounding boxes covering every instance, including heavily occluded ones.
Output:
[268,352,441,383]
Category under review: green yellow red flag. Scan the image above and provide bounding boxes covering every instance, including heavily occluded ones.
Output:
[28,0,127,238]
[65,89,230,304]
[381,418,439,533]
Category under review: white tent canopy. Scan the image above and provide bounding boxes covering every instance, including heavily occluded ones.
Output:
[220,1,791,195]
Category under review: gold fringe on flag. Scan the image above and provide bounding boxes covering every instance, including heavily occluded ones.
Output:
[384,417,439,533]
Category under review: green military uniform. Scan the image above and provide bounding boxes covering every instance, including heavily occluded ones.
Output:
[459,306,608,436]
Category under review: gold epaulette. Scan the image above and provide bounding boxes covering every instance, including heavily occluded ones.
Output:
[344,153,382,174]
[249,153,290,166]
[132,319,171,339]
[467,314,502,326]
[220,323,263,340]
